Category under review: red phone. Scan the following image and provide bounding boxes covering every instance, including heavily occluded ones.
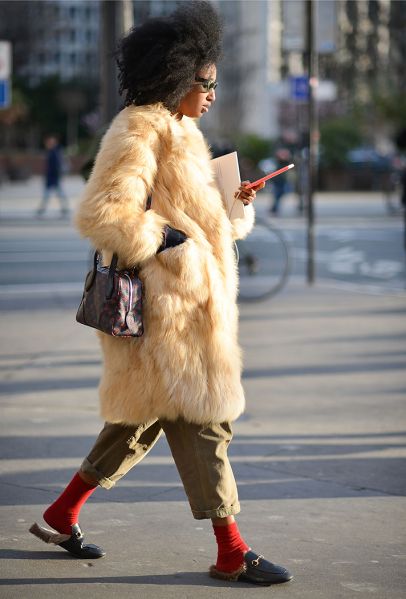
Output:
[245,164,295,189]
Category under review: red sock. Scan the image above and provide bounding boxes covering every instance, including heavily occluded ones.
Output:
[43,472,97,535]
[213,521,249,573]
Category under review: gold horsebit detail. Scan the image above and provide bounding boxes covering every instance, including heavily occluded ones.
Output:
[251,555,264,567]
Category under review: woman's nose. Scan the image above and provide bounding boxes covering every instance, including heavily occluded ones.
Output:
[207,88,216,102]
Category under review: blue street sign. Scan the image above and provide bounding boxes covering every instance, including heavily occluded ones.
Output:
[0,79,11,108]
[290,76,309,101]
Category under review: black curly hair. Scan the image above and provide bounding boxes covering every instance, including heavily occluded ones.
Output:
[117,1,222,112]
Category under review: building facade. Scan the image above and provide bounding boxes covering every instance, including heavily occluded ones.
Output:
[1,0,404,145]
[2,0,100,85]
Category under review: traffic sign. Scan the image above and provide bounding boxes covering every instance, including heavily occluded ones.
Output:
[290,76,309,101]
[0,79,11,108]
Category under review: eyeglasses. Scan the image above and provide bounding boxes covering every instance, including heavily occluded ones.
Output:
[193,76,218,93]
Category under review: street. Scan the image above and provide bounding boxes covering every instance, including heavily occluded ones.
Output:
[0,177,404,303]
[0,177,405,598]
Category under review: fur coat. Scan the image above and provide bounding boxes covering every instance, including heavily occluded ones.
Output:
[76,103,255,425]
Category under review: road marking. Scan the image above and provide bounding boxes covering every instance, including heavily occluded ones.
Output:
[0,252,87,263]
[0,282,83,297]
[359,260,404,279]
[293,247,404,281]
[340,582,378,593]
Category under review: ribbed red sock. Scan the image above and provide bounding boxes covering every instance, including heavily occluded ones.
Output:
[43,472,97,535]
[213,521,249,573]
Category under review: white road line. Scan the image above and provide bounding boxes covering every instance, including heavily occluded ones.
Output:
[0,252,87,263]
[0,282,84,297]
[1,278,403,300]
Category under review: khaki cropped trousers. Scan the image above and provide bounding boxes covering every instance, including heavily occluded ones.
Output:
[80,419,241,520]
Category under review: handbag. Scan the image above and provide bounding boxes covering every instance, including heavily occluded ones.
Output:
[76,195,152,337]
[76,251,143,337]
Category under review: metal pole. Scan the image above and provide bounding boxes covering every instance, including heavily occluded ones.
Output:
[100,0,133,127]
[305,0,317,285]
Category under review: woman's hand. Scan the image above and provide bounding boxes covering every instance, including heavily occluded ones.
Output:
[157,225,187,253]
[234,180,266,206]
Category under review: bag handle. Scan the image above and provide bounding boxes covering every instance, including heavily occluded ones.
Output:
[85,251,99,292]
[84,251,117,300]
[88,195,153,298]
[106,253,119,299]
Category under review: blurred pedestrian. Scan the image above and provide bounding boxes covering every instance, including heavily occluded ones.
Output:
[395,128,406,211]
[29,1,291,587]
[270,148,292,215]
[36,135,69,217]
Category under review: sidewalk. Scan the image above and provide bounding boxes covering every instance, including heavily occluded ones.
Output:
[0,175,405,597]
[1,278,405,598]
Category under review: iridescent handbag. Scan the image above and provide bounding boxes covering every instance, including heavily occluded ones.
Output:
[76,251,143,337]
[76,196,152,337]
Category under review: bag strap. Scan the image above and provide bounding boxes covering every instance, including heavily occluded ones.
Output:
[85,250,99,292]
[106,253,119,298]
[98,194,152,299]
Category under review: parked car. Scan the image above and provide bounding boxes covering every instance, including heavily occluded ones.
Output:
[346,147,394,172]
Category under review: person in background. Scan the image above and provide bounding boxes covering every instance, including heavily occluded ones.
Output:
[36,135,69,218]
[270,148,292,215]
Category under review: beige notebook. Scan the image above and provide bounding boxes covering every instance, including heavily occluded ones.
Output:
[211,151,245,221]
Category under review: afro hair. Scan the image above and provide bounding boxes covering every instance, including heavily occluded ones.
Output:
[117,0,222,112]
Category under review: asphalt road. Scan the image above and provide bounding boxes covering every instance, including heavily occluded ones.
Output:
[0,177,405,305]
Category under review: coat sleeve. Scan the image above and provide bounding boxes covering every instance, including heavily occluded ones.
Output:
[230,202,255,240]
[75,111,169,266]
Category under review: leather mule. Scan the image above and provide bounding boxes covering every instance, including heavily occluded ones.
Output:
[29,522,106,559]
[210,550,293,586]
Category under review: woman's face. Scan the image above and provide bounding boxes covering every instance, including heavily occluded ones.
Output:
[176,64,217,119]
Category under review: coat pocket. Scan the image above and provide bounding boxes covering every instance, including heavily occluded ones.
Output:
[141,238,209,303]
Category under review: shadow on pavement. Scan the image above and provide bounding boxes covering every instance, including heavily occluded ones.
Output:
[0,433,405,460]
[0,548,74,560]
[1,431,405,504]
[1,358,405,395]
[0,571,243,588]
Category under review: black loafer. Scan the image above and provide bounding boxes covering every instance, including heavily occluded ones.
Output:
[210,550,293,586]
[59,524,106,559]
[29,522,106,559]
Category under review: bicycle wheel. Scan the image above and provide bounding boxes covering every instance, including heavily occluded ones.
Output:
[236,218,290,302]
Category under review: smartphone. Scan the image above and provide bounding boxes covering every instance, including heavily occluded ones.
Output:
[245,163,295,189]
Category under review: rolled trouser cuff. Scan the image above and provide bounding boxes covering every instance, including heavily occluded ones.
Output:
[191,502,241,520]
[80,458,116,490]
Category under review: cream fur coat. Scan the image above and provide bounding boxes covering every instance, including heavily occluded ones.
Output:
[76,103,255,425]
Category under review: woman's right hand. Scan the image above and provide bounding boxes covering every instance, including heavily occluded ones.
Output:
[157,225,187,253]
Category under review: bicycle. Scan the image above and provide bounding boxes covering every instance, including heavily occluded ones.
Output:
[235,217,291,302]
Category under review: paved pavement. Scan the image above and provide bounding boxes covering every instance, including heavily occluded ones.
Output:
[0,177,405,598]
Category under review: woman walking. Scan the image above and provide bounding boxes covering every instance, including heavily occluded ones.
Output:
[30,1,292,586]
